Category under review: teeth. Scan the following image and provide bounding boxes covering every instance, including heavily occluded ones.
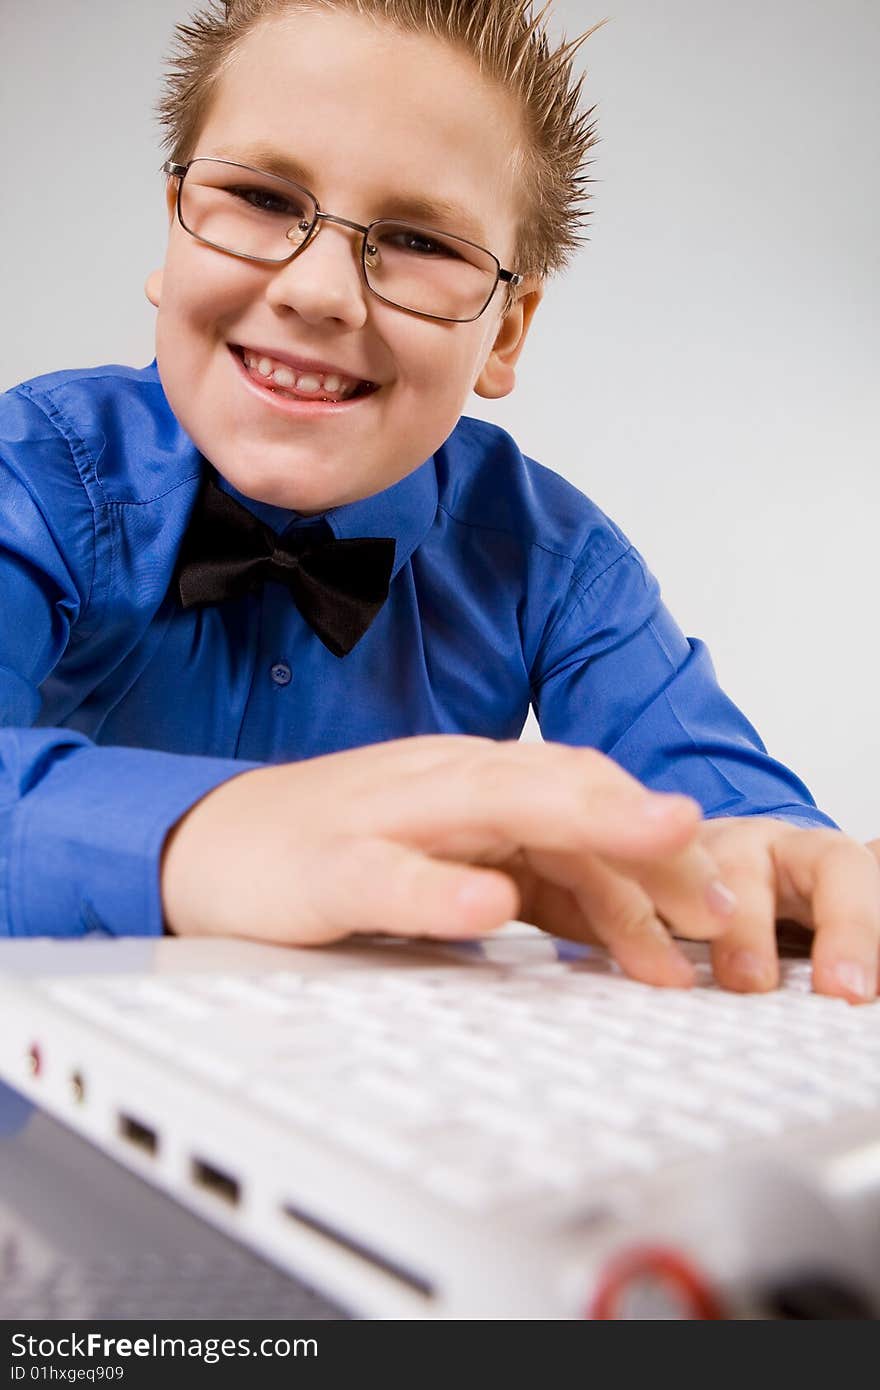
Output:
[294,374,322,394]
[242,350,364,401]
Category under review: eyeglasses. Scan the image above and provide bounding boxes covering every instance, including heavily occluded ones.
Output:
[163,157,523,324]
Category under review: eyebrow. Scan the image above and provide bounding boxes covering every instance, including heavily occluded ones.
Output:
[210,144,491,248]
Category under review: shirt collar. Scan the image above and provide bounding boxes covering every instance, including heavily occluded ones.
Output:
[212,455,439,582]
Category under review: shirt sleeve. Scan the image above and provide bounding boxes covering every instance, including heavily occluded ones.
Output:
[0,387,258,938]
[531,542,838,830]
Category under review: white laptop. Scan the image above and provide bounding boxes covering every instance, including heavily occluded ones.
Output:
[1,922,879,1320]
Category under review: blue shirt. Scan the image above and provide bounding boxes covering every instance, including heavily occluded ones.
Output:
[0,360,835,939]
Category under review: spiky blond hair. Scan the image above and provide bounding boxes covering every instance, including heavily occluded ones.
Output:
[155,1,607,307]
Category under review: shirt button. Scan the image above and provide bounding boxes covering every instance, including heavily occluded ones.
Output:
[270,662,292,687]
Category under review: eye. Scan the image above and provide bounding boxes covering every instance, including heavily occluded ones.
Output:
[225,184,307,217]
[383,228,462,259]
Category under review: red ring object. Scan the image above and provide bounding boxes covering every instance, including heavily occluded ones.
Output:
[588,1245,724,1319]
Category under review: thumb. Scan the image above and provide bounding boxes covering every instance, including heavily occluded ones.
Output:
[304,836,520,943]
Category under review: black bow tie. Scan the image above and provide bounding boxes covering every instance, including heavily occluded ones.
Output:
[175,474,396,658]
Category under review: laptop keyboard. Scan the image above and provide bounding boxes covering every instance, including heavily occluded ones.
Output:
[42,943,880,1211]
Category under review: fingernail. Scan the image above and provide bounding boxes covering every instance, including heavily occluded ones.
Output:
[832,960,875,1002]
[706,879,738,917]
[727,949,774,990]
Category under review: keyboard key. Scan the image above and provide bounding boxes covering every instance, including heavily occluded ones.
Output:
[331,1118,415,1171]
[357,1072,434,1118]
[251,1080,324,1127]
[706,1098,785,1136]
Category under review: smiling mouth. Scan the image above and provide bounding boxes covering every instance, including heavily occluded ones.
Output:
[230,345,379,403]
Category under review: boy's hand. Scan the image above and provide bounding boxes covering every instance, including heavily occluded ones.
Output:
[687,819,880,1003]
[161,737,735,973]
[161,739,879,1002]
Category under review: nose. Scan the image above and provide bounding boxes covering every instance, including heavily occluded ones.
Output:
[263,217,370,329]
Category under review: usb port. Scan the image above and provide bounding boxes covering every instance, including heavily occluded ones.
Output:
[117,1113,159,1156]
[190,1157,241,1207]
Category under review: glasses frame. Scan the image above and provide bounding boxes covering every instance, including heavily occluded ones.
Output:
[163,157,523,324]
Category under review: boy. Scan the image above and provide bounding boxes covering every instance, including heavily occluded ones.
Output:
[1,0,878,1001]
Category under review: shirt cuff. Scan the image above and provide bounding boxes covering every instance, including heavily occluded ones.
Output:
[7,743,260,938]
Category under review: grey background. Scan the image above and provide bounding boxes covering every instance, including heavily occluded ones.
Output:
[2,0,878,837]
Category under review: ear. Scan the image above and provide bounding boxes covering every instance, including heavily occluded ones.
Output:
[144,268,163,307]
[164,174,179,223]
[473,275,544,400]
[144,178,180,306]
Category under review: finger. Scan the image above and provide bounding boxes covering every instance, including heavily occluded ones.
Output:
[520,813,735,950]
[529,836,733,946]
[504,849,604,946]
[298,835,520,944]
[608,844,740,944]
[382,740,704,856]
[774,833,880,1004]
[706,848,780,993]
[511,874,601,946]
[381,742,737,917]
[523,847,696,988]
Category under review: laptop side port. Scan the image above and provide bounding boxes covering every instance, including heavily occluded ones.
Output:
[190,1157,241,1207]
[117,1113,159,1156]
[281,1201,435,1299]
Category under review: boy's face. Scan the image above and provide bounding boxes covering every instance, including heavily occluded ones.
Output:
[146,9,543,512]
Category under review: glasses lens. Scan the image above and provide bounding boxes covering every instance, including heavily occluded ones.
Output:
[180,159,316,260]
[365,221,498,321]
[177,162,501,320]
